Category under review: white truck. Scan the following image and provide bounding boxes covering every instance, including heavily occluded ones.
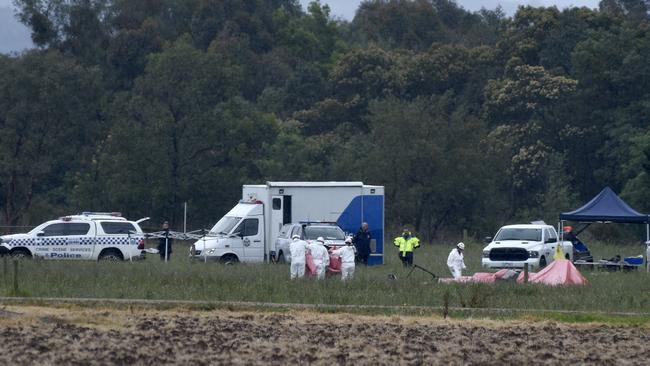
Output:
[190,182,385,265]
[482,223,573,270]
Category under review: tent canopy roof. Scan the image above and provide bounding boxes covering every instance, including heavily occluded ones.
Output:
[560,187,649,224]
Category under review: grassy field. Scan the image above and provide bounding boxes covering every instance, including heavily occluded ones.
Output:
[2,240,649,318]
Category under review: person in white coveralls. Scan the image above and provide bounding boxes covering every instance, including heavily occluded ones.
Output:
[289,234,308,279]
[331,237,356,281]
[308,236,330,280]
[447,242,467,279]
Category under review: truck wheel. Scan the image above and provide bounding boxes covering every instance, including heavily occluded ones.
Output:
[221,254,238,265]
[565,254,570,260]
[539,256,547,268]
[277,252,286,264]
[11,248,32,259]
[99,249,123,261]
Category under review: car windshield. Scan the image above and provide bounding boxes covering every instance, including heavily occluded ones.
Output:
[304,226,345,240]
[209,216,241,235]
[494,228,542,242]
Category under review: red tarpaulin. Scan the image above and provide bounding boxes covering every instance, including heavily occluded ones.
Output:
[516,259,587,285]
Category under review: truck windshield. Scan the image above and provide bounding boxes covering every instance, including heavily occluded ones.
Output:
[494,228,542,242]
[209,216,242,235]
[304,226,345,240]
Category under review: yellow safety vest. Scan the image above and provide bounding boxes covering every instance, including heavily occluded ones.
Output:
[394,236,420,255]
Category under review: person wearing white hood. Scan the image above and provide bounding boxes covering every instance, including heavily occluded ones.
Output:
[331,237,356,281]
[447,242,467,279]
[289,234,308,279]
[308,236,330,280]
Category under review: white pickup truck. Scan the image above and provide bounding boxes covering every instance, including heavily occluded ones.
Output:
[481,223,573,270]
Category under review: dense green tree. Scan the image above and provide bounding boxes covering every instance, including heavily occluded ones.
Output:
[0,50,103,225]
[6,0,650,241]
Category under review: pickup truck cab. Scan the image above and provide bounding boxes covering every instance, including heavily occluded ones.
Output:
[274,222,347,263]
[0,212,146,261]
[482,224,573,270]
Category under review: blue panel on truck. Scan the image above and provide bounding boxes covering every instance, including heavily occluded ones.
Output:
[336,195,384,265]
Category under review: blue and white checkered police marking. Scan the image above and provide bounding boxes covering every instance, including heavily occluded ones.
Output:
[7,236,141,247]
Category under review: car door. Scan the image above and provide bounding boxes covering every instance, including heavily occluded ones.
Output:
[32,222,63,259]
[275,224,292,261]
[234,218,264,262]
[64,222,93,259]
[38,223,66,259]
[544,228,555,259]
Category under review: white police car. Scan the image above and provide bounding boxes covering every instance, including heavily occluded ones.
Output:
[0,212,146,261]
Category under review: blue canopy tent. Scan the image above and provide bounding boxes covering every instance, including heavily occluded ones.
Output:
[560,187,649,270]
[560,187,649,224]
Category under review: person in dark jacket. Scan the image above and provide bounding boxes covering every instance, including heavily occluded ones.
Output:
[158,221,172,261]
[353,222,372,265]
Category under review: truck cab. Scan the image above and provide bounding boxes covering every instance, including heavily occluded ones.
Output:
[482,224,573,270]
[191,201,265,263]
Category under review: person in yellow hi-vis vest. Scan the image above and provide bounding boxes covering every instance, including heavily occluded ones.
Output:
[394,228,420,267]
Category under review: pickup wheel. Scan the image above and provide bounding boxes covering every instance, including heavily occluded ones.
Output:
[539,256,547,268]
[220,254,238,265]
[11,248,32,259]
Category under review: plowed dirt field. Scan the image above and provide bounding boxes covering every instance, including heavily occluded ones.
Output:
[1,306,649,365]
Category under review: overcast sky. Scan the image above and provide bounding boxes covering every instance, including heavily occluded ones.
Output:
[1,0,602,54]
[298,0,600,19]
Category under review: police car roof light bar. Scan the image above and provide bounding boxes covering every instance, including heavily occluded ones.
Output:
[81,211,122,217]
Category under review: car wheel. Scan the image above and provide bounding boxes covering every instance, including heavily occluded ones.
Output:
[277,252,286,264]
[11,248,32,259]
[99,249,123,261]
[221,254,238,265]
[565,253,570,260]
[539,256,547,268]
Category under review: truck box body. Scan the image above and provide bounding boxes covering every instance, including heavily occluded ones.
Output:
[192,182,385,265]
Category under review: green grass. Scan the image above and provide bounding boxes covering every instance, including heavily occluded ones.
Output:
[2,241,650,319]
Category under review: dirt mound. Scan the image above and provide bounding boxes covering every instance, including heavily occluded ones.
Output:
[0,306,649,365]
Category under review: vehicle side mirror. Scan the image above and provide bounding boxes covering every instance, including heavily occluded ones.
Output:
[37,231,45,237]
[484,236,492,244]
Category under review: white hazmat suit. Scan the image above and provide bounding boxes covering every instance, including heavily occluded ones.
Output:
[289,238,308,279]
[447,247,466,279]
[308,240,330,280]
[331,245,356,281]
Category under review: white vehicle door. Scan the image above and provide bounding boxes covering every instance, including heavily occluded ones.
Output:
[544,228,555,259]
[270,196,283,251]
[97,221,139,259]
[276,224,292,260]
[234,217,264,262]
[64,222,94,259]
[37,223,67,259]
[32,222,64,259]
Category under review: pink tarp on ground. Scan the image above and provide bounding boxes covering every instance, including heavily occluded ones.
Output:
[438,269,513,284]
[516,259,587,285]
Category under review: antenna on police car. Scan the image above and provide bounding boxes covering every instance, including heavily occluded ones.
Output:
[135,217,150,224]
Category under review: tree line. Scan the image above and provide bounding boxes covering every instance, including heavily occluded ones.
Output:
[2,0,650,241]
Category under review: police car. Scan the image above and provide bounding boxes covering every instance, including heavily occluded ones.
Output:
[0,212,146,261]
